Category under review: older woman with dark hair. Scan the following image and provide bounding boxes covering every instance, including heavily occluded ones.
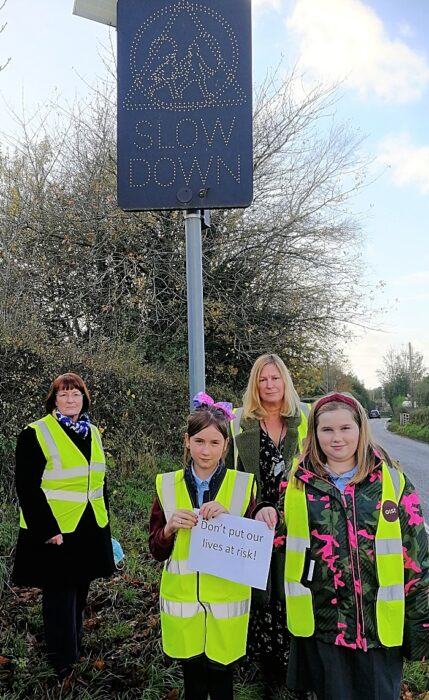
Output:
[12,372,115,680]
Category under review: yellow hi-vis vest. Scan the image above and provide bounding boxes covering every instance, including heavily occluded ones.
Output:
[156,468,255,665]
[284,461,406,646]
[230,403,310,469]
[20,414,108,533]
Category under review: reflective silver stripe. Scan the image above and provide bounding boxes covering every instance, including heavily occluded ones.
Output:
[160,598,204,618]
[34,420,61,469]
[231,407,243,469]
[43,463,104,482]
[375,538,403,556]
[91,461,106,472]
[91,426,105,457]
[36,422,106,479]
[42,487,104,502]
[43,465,91,480]
[286,535,310,553]
[160,471,178,521]
[166,559,194,575]
[285,581,312,598]
[43,490,87,502]
[377,584,404,602]
[384,463,402,501]
[231,408,243,438]
[202,599,250,619]
[300,402,311,418]
[229,471,252,515]
[90,487,104,499]
[43,463,104,483]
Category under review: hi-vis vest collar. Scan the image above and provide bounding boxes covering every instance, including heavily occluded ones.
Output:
[156,468,255,665]
[37,417,105,502]
[284,461,406,647]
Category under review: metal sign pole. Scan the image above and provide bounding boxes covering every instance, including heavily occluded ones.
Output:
[184,209,205,409]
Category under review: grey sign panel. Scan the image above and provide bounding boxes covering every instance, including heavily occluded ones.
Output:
[117,0,252,210]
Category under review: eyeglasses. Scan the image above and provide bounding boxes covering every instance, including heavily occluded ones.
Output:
[57,391,83,399]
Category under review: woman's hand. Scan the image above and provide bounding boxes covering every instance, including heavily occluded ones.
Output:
[46,534,63,545]
[255,506,278,529]
[164,509,198,538]
[199,501,228,520]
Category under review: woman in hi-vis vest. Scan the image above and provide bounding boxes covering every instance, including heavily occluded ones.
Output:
[269,392,429,700]
[225,353,309,700]
[12,373,115,681]
[149,395,256,700]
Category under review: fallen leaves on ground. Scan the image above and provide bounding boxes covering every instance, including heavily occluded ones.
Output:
[164,690,179,700]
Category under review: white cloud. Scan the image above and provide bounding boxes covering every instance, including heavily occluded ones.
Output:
[377,133,429,194]
[287,0,429,103]
[252,0,282,13]
[346,329,429,388]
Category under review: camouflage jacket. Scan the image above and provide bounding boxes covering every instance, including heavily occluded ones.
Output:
[276,459,429,660]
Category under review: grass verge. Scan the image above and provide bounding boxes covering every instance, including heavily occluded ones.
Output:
[1,455,428,698]
[388,421,429,444]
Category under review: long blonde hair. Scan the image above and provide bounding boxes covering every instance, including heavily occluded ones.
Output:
[301,393,391,484]
[242,353,301,420]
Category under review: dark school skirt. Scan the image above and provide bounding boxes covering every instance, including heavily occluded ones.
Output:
[287,636,403,700]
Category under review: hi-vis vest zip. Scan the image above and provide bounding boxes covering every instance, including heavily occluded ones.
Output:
[20,414,108,533]
[284,461,405,647]
[230,402,311,469]
[156,468,255,665]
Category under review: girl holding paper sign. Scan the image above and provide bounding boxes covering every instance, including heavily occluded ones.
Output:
[226,353,309,699]
[149,394,256,700]
[273,392,429,700]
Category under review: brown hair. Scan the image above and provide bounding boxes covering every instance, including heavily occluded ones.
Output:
[46,373,90,414]
[242,353,301,420]
[183,406,229,465]
[300,393,391,485]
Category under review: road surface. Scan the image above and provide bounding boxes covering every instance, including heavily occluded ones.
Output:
[370,418,429,531]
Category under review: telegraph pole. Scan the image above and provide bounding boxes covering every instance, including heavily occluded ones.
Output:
[409,341,414,408]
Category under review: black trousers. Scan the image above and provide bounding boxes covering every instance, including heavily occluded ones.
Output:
[182,655,234,700]
[42,582,90,675]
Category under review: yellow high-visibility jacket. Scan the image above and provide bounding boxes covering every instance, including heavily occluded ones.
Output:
[20,414,108,533]
[156,467,255,665]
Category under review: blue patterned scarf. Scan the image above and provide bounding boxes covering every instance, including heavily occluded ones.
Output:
[55,409,91,438]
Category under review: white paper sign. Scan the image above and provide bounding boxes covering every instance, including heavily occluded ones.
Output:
[187,513,275,590]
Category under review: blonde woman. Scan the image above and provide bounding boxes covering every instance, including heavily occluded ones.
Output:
[226,353,309,699]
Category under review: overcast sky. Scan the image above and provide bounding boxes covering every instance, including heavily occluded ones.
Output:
[1,0,428,388]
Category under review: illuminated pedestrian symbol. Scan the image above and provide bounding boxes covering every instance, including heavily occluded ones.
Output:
[124,0,246,111]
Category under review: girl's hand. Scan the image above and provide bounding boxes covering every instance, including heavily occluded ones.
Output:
[164,509,198,538]
[46,534,63,545]
[255,507,278,529]
[199,501,228,520]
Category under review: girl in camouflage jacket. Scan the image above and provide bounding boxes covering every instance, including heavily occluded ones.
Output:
[255,392,429,700]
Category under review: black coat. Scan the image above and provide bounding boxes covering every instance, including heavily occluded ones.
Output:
[12,420,115,588]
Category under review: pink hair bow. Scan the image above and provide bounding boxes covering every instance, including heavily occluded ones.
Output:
[192,391,234,421]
